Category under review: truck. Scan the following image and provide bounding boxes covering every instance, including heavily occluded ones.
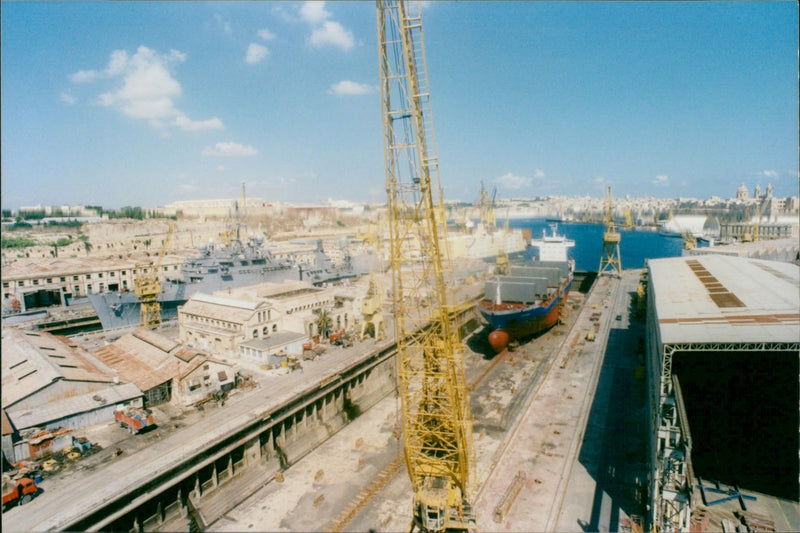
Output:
[329,329,353,348]
[115,406,154,434]
[2,476,37,509]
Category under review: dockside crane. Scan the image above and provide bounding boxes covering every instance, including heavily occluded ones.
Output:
[377,1,476,531]
[134,221,175,327]
[598,186,622,277]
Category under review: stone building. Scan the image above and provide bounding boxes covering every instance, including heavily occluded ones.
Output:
[1,255,184,310]
[178,293,279,356]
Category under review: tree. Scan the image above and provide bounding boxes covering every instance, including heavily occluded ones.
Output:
[313,308,332,339]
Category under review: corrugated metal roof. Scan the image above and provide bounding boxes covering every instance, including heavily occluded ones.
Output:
[92,329,181,391]
[8,382,142,430]
[649,255,800,345]
[91,329,223,391]
[2,330,116,408]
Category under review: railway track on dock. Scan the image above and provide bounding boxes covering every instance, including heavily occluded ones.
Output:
[324,289,589,532]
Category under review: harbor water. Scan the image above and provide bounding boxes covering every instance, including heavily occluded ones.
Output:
[509,219,688,271]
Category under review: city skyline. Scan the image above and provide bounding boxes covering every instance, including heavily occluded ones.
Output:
[2,1,798,209]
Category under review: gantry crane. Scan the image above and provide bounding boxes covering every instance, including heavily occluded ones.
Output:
[134,221,175,327]
[598,186,622,277]
[377,1,476,531]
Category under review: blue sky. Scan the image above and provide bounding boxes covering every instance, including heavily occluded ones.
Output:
[1,1,797,209]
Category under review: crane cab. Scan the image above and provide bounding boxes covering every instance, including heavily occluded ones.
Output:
[414,476,476,532]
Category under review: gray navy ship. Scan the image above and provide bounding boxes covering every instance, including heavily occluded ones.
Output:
[88,234,373,330]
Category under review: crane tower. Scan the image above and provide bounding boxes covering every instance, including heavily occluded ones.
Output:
[377,1,476,530]
[134,222,175,327]
[598,186,622,277]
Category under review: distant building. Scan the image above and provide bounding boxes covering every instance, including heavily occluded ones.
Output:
[159,197,274,219]
[735,183,749,201]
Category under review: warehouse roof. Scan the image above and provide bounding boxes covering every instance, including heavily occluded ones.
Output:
[1,329,116,408]
[240,331,307,351]
[9,382,142,430]
[648,255,799,345]
[179,292,269,323]
[92,328,212,391]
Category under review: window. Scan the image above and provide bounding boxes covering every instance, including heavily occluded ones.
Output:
[33,280,39,286]
[74,285,80,294]
[18,281,24,287]
[2,282,8,288]
[253,329,258,338]
[87,284,92,293]
[46,278,52,283]
[110,271,115,277]
[272,324,278,333]
[98,273,103,278]
[60,277,66,282]
[121,270,127,275]
[203,364,209,370]
[73,275,79,281]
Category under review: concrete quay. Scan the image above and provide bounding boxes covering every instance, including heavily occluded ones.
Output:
[2,333,401,532]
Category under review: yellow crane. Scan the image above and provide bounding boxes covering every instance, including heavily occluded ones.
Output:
[598,186,622,277]
[134,221,175,327]
[377,1,475,531]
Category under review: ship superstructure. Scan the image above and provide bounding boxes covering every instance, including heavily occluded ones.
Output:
[478,224,574,352]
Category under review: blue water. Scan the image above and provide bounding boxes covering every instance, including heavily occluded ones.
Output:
[508,219,687,272]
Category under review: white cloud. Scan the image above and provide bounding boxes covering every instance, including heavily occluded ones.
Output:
[258,28,277,41]
[174,114,224,132]
[652,174,669,186]
[533,169,545,179]
[760,169,779,179]
[70,46,223,132]
[202,142,258,157]
[60,92,76,105]
[309,20,354,50]
[70,69,101,83]
[216,165,225,172]
[300,1,331,25]
[329,80,372,96]
[592,176,606,185]
[214,13,232,34]
[246,43,269,64]
[493,172,532,190]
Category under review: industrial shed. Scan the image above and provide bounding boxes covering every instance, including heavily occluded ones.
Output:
[92,328,235,407]
[1,329,140,430]
[645,255,799,532]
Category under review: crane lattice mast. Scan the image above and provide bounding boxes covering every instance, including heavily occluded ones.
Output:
[598,186,622,277]
[376,1,475,531]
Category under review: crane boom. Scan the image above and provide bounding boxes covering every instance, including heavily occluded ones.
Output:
[376,1,475,531]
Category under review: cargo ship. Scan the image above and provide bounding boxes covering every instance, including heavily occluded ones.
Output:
[478,224,574,352]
